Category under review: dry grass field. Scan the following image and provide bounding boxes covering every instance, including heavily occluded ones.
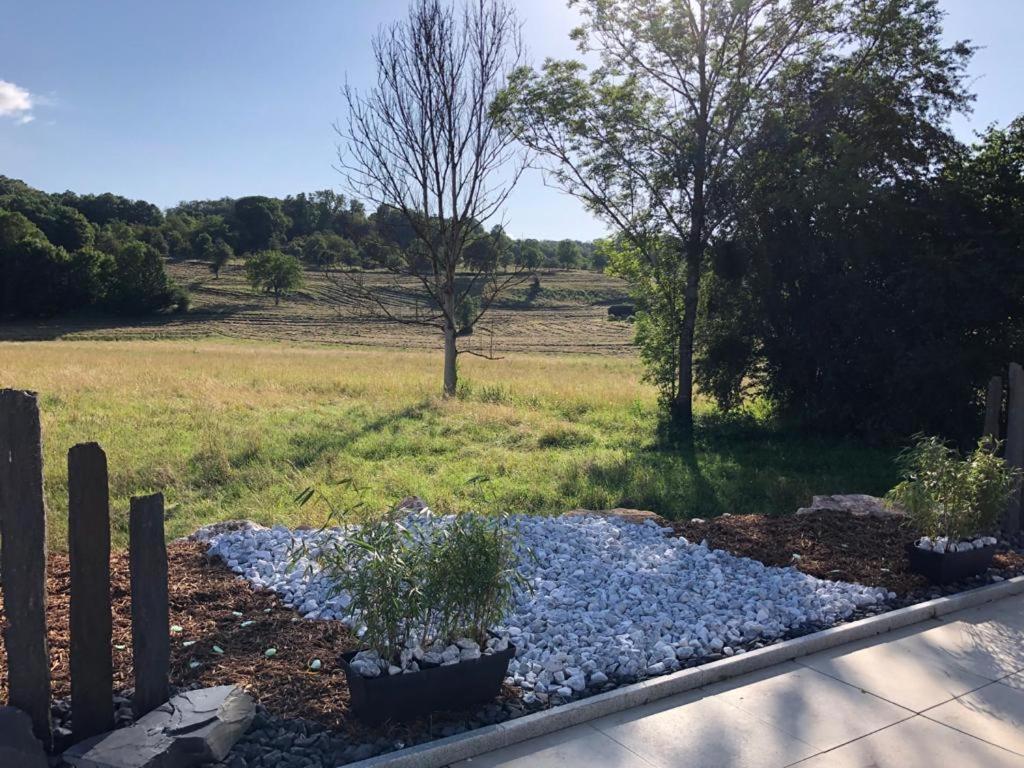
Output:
[0,262,897,551]
[1,260,637,355]
[0,337,895,552]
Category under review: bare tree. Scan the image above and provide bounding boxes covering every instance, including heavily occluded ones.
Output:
[334,0,529,396]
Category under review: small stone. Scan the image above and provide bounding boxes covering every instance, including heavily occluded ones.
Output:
[212,645,225,655]
[0,707,46,768]
[170,625,184,634]
[264,648,277,658]
[309,659,322,671]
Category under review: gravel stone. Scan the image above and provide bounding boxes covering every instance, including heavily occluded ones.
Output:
[204,514,890,699]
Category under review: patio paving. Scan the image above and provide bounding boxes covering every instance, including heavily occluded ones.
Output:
[453,592,1024,767]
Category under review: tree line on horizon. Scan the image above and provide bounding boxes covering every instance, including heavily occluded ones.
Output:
[0,173,603,321]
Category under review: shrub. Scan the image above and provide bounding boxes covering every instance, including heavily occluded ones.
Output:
[246,250,303,305]
[298,496,522,662]
[886,436,1019,541]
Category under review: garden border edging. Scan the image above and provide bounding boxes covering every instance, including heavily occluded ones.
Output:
[341,575,1024,768]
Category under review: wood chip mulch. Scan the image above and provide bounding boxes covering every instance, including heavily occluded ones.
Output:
[3,515,1023,736]
[0,541,360,730]
[674,512,1024,595]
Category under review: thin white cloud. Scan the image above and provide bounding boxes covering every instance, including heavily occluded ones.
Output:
[0,79,36,124]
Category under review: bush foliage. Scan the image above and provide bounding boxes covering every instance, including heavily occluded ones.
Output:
[886,436,1019,541]
[299,497,522,661]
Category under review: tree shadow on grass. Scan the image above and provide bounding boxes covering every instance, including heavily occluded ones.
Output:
[561,410,897,521]
[285,399,435,471]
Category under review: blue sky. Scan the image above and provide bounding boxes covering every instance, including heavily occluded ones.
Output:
[1,0,1020,240]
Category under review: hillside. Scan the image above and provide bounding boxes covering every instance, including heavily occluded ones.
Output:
[0,260,637,355]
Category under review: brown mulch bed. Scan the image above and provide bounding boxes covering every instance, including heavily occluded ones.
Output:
[3,516,1023,738]
[674,512,1024,595]
[0,541,359,730]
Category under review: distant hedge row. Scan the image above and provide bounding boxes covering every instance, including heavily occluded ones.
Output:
[0,178,185,319]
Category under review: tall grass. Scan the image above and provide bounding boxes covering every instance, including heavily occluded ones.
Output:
[0,339,896,550]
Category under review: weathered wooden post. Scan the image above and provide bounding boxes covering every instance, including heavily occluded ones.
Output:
[1005,364,1024,535]
[0,390,52,745]
[68,442,114,741]
[984,376,1003,441]
[129,492,169,719]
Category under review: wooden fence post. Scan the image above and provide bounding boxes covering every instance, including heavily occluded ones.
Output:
[68,442,114,741]
[0,390,52,745]
[129,492,169,718]
[1005,364,1024,535]
[984,376,1003,441]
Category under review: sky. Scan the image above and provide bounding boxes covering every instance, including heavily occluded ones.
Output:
[1,0,1021,241]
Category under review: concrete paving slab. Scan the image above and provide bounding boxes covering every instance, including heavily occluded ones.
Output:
[790,715,1024,768]
[908,615,1024,681]
[940,592,1024,628]
[587,689,818,768]
[924,679,1024,756]
[709,662,914,751]
[450,724,653,768]
[797,621,996,711]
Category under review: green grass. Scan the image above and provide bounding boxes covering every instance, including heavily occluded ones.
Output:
[0,339,897,550]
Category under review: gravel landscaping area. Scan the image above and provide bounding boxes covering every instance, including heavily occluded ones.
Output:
[206,514,892,702]
[8,509,1024,768]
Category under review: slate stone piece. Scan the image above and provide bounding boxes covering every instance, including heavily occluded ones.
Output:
[63,686,255,768]
[795,494,904,519]
[0,706,48,768]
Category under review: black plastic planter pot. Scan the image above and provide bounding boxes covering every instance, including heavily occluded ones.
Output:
[905,542,996,584]
[340,642,516,724]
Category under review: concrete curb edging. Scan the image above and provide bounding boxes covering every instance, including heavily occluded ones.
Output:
[346,575,1024,768]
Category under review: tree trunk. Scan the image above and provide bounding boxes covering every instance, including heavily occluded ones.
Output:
[443,322,458,397]
[672,243,701,435]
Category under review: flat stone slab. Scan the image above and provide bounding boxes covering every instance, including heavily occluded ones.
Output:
[795,494,904,519]
[63,685,254,768]
[925,677,1024,756]
[796,715,1024,767]
[563,507,671,526]
[0,706,47,768]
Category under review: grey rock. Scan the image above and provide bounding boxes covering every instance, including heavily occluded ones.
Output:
[795,494,904,519]
[63,686,254,768]
[0,706,47,768]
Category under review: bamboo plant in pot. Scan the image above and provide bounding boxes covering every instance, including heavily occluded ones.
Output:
[308,507,524,723]
[886,436,1018,584]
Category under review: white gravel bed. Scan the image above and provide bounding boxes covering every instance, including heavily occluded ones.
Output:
[203,514,892,701]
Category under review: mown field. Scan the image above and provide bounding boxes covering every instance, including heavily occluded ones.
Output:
[0,338,897,551]
[1,260,638,355]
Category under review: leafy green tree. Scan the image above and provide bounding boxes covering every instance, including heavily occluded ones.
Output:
[233,196,291,253]
[209,238,233,278]
[556,239,580,270]
[103,241,180,315]
[514,239,543,269]
[246,250,303,305]
[0,210,72,317]
[194,232,214,262]
[698,0,982,438]
[498,0,837,434]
